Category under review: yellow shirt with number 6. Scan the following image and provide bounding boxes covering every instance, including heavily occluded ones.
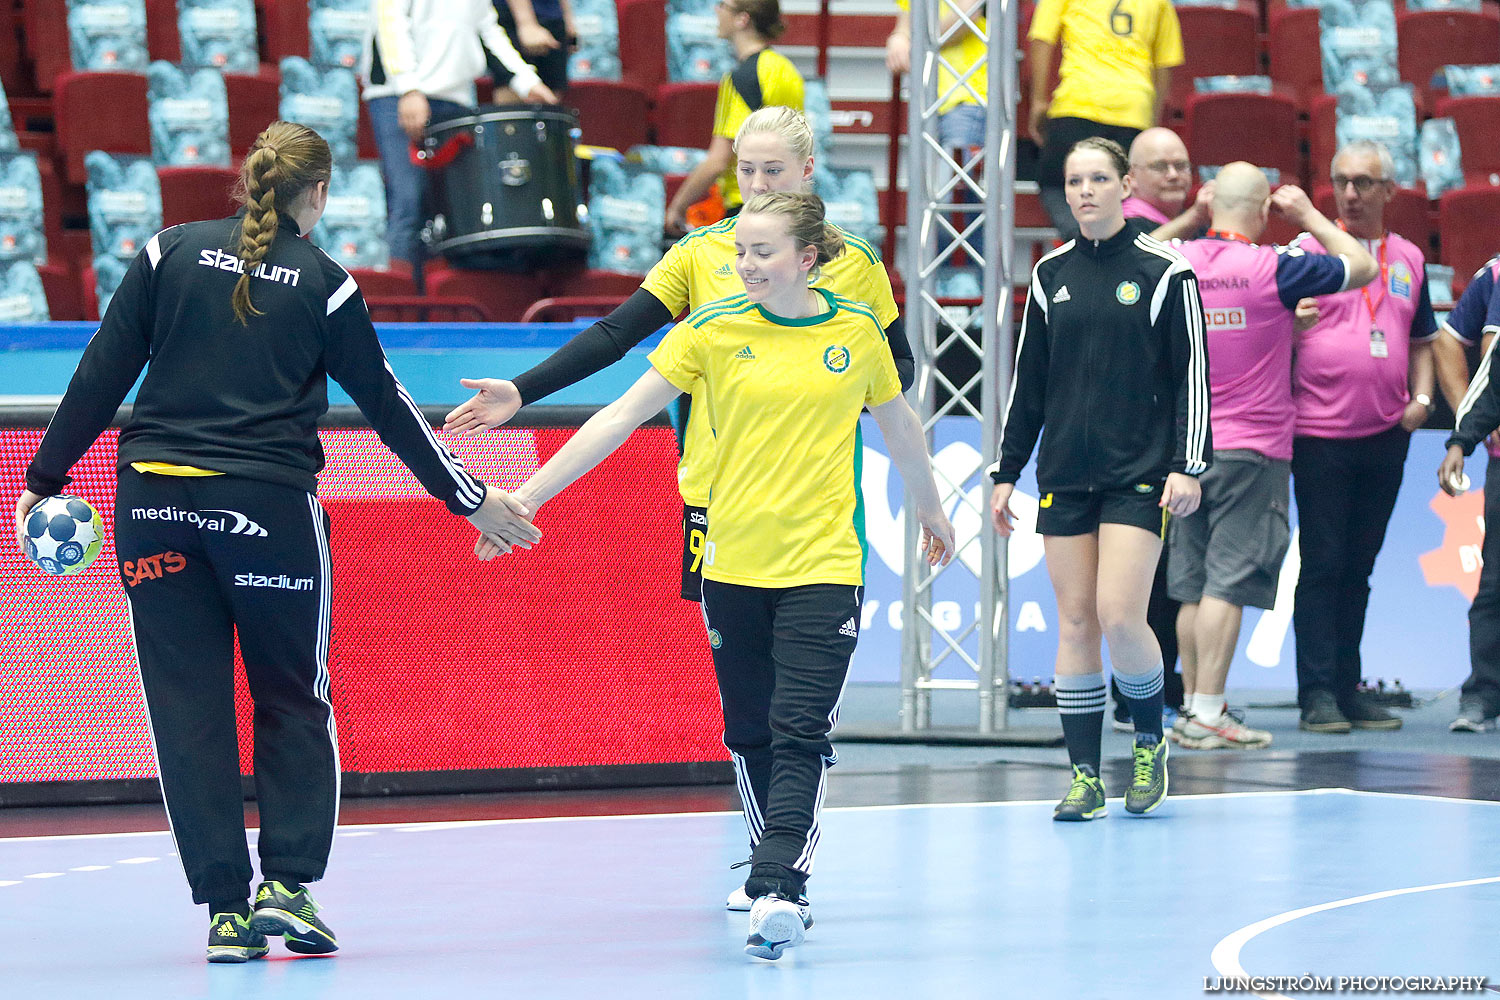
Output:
[641,216,899,507]
[1029,0,1183,131]
[648,288,900,588]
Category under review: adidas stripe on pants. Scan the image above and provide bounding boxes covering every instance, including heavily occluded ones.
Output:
[115,469,340,906]
[701,581,860,879]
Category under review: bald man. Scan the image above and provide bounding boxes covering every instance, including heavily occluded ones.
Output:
[1123,127,1193,227]
[1163,162,1377,748]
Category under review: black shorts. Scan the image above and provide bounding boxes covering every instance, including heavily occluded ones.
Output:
[488,13,572,93]
[1034,482,1169,539]
[681,503,708,602]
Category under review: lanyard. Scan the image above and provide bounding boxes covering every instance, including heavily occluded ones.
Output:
[1206,228,1253,244]
[1338,221,1387,326]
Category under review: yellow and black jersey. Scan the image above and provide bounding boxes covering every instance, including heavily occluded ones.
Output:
[1029,0,1183,131]
[649,288,901,588]
[642,215,900,507]
[711,48,805,210]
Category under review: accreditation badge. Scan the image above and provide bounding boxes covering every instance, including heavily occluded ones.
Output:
[1370,326,1389,358]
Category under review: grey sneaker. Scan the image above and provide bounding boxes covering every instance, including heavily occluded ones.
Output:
[250,880,338,955]
[206,911,268,964]
[1053,763,1107,821]
[1343,693,1402,730]
[1299,690,1351,733]
[1450,701,1496,733]
[1178,708,1272,750]
[1124,735,1169,815]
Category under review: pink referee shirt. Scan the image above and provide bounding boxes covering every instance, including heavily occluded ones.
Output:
[1122,196,1171,225]
[1178,235,1350,461]
[1290,232,1439,439]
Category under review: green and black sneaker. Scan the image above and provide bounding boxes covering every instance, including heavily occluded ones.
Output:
[1125,734,1170,815]
[250,880,339,955]
[1053,763,1107,821]
[206,911,269,964]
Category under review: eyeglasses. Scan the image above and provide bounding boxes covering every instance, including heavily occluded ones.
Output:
[1331,174,1389,193]
[1140,159,1191,175]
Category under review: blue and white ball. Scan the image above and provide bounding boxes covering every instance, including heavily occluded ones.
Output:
[23,494,105,576]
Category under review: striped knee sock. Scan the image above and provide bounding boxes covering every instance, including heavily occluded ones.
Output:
[1055,672,1107,772]
[1114,663,1165,741]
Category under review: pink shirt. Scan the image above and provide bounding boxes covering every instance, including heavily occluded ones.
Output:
[1178,236,1350,461]
[1122,196,1171,225]
[1291,232,1438,439]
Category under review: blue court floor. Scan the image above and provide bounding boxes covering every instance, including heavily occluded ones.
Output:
[2,789,1496,1000]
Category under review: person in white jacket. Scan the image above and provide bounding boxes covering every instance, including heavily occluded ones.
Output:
[362,0,558,281]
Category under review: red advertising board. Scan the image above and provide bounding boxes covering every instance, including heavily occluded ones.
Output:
[0,422,727,788]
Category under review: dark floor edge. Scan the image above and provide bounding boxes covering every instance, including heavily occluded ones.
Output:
[0,761,735,809]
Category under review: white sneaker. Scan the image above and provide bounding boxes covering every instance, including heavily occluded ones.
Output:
[726,885,753,911]
[1167,710,1194,745]
[745,895,806,960]
[1177,709,1271,750]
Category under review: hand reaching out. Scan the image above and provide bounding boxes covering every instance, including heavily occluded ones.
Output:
[444,378,522,435]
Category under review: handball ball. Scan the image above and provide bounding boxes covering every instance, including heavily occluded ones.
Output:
[23,494,105,576]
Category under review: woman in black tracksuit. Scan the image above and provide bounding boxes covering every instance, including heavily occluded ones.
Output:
[12,121,533,963]
[988,137,1210,822]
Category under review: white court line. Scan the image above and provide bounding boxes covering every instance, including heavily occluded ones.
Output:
[24,872,64,879]
[1210,875,1500,1000]
[115,857,158,864]
[0,880,19,887]
[0,787,1485,844]
[69,866,108,872]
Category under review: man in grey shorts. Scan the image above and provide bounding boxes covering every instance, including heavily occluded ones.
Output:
[1161,162,1378,748]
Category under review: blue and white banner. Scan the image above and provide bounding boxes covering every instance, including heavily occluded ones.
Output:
[279,58,359,165]
[0,151,48,265]
[0,260,50,322]
[852,417,1481,691]
[147,62,231,167]
[569,0,622,81]
[310,162,388,270]
[666,0,734,83]
[66,0,148,72]
[309,0,369,71]
[84,151,163,261]
[178,0,258,74]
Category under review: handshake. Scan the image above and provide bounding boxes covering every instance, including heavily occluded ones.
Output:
[465,486,542,561]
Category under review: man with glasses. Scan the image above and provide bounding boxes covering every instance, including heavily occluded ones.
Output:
[1286,140,1439,733]
[1123,127,1193,228]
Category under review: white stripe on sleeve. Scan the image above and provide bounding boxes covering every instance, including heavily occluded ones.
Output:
[327,275,358,316]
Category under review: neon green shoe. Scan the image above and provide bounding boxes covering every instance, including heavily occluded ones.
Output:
[206,911,268,963]
[250,880,338,954]
[1053,764,1107,821]
[1125,735,1170,815]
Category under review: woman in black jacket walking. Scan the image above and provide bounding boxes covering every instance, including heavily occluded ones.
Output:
[988,136,1209,822]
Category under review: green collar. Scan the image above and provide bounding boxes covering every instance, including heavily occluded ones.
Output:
[754,287,837,327]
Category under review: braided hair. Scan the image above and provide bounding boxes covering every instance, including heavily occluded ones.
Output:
[229,121,332,324]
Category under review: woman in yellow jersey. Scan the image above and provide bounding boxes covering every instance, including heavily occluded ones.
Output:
[479,191,955,962]
[13,123,532,963]
[664,0,805,235]
[446,106,913,608]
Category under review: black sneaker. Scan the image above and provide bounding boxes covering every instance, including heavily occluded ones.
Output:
[250,880,338,954]
[1053,764,1107,821]
[1299,690,1351,733]
[1342,693,1402,730]
[1124,734,1169,815]
[206,911,268,964]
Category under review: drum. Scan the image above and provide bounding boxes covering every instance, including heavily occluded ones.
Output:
[424,105,588,270]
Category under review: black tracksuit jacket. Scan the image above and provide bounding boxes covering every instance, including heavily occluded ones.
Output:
[991,224,1212,491]
[26,215,485,514]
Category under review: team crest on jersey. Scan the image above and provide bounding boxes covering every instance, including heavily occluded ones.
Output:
[1116,281,1141,305]
[823,345,851,373]
[1389,260,1412,299]
[708,629,723,649]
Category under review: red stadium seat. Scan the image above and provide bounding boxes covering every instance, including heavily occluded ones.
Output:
[1168,4,1261,116]
[1398,9,1500,109]
[544,266,651,301]
[145,0,181,63]
[157,166,239,227]
[1182,90,1301,183]
[652,82,717,148]
[520,296,632,323]
[225,67,282,159]
[618,0,667,94]
[80,263,99,320]
[37,260,81,320]
[1312,185,1432,252]
[23,0,71,92]
[258,0,310,61]
[425,268,545,323]
[0,5,26,97]
[1440,186,1500,280]
[568,79,652,152]
[1267,7,1323,108]
[357,99,378,160]
[54,71,151,185]
[348,265,417,298]
[1434,95,1500,184]
[1308,94,1338,190]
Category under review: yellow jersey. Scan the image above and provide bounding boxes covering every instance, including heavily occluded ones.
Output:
[897,0,988,115]
[711,48,805,211]
[649,288,901,588]
[640,215,900,506]
[1029,0,1183,131]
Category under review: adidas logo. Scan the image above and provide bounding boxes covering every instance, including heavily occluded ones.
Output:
[734,346,756,360]
[256,886,273,902]
[715,262,733,276]
[1052,285,1071,303]
[838,617,858,637]
[216,922,238,937]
